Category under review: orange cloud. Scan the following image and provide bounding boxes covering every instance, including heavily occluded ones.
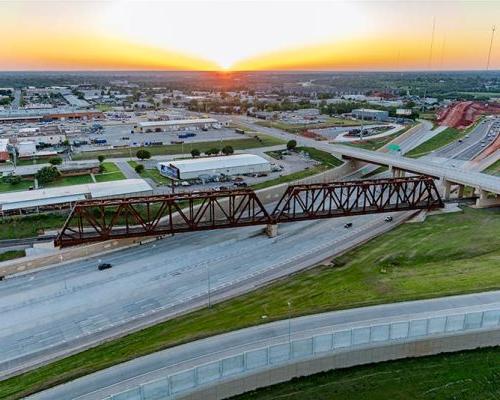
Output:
[0,33,220,71]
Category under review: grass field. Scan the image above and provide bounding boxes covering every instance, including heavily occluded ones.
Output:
[483,159,500,177]
[0,213,67,240]
[0,250,26,262]
[1,206,499,399]
[43,174,94,188]
[94,162,126,182]
[0,179,34,193]
[72,135,285,160]
[256,117,359,133]
[254,147,342,190]
[128,161,172,185]
[343,126,411,151]
[232,347,500,400]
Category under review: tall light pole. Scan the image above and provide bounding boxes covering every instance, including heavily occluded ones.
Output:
[207,264,211,308]
[287,301,292,343]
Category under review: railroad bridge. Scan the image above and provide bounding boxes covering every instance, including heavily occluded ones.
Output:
[54,176,443,247]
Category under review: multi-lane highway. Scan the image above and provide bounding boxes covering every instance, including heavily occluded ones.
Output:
[29,290,500,400]
[0,211,412,377]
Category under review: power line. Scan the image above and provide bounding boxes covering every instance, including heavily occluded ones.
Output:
[427,17,436,70]
[486,25,496,71]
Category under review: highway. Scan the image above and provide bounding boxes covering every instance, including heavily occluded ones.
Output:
[28,290,500,400]
[0,211,412,377]
[434,117,499,160]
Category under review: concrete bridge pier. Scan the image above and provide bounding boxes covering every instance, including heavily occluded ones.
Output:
[442,180,452,200]
[458,185,465,199]
[475,188,500,208]
[389,166,406,178]
[266,224,278,238]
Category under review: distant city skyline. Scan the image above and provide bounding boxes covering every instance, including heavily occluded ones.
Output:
[1,0,499,71]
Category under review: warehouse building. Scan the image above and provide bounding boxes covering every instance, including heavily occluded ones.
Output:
[351,108,389,121]
[134,118,222,133]
[157,154,270,180]
[0,179,152,215]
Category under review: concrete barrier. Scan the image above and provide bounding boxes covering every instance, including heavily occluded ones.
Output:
[107,308,500,400]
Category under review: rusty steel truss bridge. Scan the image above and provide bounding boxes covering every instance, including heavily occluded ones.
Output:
[54,176,444,247]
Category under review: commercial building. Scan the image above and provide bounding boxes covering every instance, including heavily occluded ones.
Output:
[157,154,270,180]
[351,108,389,121]
[0,179,152,214]
[134,118,221,133]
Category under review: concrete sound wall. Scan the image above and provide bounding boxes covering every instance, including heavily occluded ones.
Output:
[178,329,500,400]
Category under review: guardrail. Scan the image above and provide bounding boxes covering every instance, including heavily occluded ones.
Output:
[106,308,500,400]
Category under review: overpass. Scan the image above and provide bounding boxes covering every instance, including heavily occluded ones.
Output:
[333,145,500,207]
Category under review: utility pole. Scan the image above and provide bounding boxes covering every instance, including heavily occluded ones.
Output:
[287,301,292,343]
[486,25,496,71]
[207,264,211,308]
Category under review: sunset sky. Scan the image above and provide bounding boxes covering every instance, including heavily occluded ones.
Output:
[1,0,499,71]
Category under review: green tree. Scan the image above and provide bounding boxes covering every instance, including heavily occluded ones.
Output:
[134,164,145,174]
[287,140,297,151]
[136,149,151,160]
[36,166,59,185]
[48,157,63,166]
[97,155,105,163]
[2,174,21,185]
[221,145,234,155]
[191,149,201,158]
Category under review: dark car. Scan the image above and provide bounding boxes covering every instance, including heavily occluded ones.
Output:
[344,222,352,228]
[384,216,393,222]
[98,263,113,271]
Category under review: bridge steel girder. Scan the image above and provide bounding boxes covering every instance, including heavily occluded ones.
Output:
[54,176,443,248]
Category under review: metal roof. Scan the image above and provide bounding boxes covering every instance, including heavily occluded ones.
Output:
[0,179,152,211]
[162,154,269,173]
[139,118,218,128]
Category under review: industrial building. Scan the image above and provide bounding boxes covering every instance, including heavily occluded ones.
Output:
[157,154,270,180]
[0,179,152,215]
[351,108,389,121]
[134,118,221,133]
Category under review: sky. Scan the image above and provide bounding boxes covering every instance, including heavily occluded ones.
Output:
[0,0,499,71]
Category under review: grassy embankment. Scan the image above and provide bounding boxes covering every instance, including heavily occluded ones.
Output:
[254,147,343,190]
[256,117,359,134]
[0,250,26,262]
[72,134,285,160]
[483,159,500,177]
[233,347,500,400]
[1,207,499,399]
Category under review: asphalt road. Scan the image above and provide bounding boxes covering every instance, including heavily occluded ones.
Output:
[434,117,500,161]
[28,290,500,400]
[0,210,411,377]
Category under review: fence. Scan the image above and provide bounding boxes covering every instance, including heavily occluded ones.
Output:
[107,308,500,400]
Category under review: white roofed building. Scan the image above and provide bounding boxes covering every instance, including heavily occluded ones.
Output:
[157,154,270,180]
[134,118,222,133]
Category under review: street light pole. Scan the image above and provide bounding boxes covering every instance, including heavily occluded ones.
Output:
[207,265,211,308]
[287,301,292,343]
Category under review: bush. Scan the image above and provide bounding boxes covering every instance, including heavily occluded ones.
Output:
[191,149,200,158]
[97,155,105,163]
[134,164,145,174]
[136,149,151,160]
[48,157,63,166]
[222,145,234,155]
[2,174,21,185]
[287,140,297,151]
[36,166,60,185]
[205,148,220,156]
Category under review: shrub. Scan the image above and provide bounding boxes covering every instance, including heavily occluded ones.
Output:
[134,164,145,174]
